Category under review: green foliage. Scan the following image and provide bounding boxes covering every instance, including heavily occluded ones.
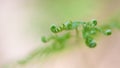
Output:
[18,19,113,64]
[91,19,97,26]
[43,19,112,48]
[104,29,112,35]
[41,36,48,43]
[85,37,96,48]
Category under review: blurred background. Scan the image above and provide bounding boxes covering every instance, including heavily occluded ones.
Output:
[0,0,120,68]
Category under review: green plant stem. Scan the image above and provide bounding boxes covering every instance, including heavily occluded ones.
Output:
[75,28,80,42]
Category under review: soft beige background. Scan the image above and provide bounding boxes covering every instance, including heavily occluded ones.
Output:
[0,0,120,68]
